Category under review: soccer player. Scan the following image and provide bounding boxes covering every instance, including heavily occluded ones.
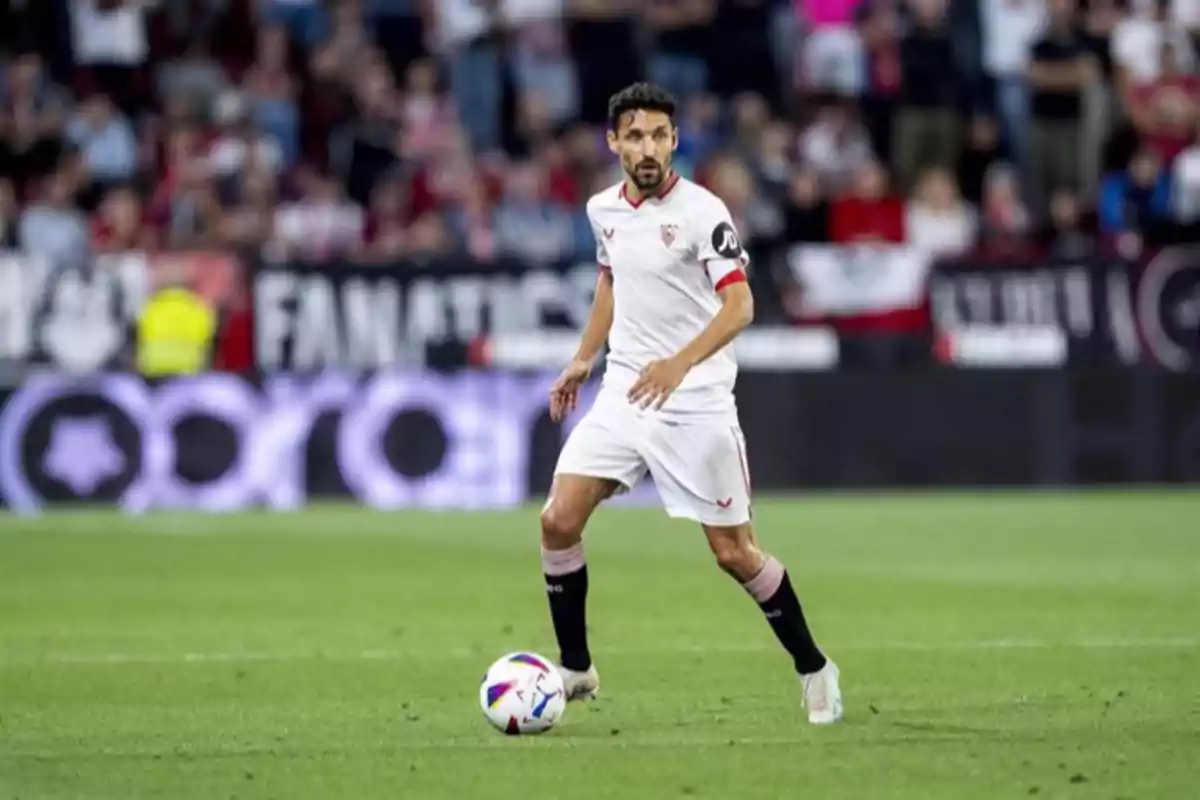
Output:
[540,83,843,724]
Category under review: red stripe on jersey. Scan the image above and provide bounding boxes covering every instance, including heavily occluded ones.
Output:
[656,171,681,199]
[713,269,747,292]
[598,263,612,275]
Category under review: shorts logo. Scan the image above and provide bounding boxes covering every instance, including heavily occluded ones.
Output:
[660,224,679,247]
[602,227,615,240]
[716,497,733,508]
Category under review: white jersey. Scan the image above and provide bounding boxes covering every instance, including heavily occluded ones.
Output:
[587,173,749,421]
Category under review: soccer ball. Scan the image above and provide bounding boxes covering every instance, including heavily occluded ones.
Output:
[479,652,566,735]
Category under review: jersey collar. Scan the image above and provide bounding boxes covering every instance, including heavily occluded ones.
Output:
[619,170,680,209]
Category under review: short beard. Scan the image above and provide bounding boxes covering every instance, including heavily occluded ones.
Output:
[628,162,666,192]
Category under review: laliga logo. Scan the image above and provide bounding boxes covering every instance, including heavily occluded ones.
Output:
[1139,245,1200,372]
[0,372,555,514]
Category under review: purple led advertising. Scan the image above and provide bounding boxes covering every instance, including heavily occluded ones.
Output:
[0,372,558,514]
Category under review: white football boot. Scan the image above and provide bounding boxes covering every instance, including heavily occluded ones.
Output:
[557,663,600,701]
[802,659,843,724]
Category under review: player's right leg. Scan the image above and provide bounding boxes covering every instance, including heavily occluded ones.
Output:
[543,402,647,701]
[541,474,618,700]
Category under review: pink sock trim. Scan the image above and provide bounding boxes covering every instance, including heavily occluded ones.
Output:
[743,556,785,603]
[541,542,586,576]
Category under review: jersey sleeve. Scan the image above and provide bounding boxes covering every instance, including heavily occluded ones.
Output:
[587,207,612,274]
[694,198,749,292]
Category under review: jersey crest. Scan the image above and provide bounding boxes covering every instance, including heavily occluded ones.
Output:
[660,224,679,247]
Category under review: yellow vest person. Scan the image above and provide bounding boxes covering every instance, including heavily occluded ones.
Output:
[136,287,217,377]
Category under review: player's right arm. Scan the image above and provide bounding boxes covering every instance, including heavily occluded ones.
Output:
[572,267,614,367]
[550,208,616,422]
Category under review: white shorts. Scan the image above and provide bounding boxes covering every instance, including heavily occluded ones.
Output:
[553,392,752,526]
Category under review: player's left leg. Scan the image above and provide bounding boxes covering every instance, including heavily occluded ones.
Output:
[643,420,843,724]
[702,521,843,725]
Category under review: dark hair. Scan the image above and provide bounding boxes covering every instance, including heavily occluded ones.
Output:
[607,82,677,131]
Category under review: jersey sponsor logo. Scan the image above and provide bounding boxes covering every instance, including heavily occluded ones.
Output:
[711,222,743,259]
[660,224,679,247]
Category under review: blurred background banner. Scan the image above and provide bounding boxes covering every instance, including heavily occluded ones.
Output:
[2,369,1198,514]
[0,250,244,374]
[253,256,600,371]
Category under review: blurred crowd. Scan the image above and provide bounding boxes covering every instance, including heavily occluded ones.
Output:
[3,0,1200,273]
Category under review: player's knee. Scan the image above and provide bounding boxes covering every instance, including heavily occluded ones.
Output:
[711,538,760,582]
[540,502,585,549]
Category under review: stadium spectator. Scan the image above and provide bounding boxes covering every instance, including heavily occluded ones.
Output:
[893,0,962,192]
[708,0,780,107]
[1099,146,1173,233]
[980,0,1045,166]
[434,0,505,155]
[0,52,69,188]
[1042,189,1096,257]
[69,0,153,116]
[221,167,278,250]
[755,120,795,195]
[1028,0,1095,211]
[336,56,403,207]
[397,58,458,165]
[18,167,90,269]
[92,184,155,252]
[241,22,301,168]
[798,0,865,97]
[262,0,328,48]
[156,37,228,122]
[856,0,902,159]
[406,210,453,261]
[828,160,904,244]
[493,159,575,264]
[645,0,713,103]
[705,151,784,247]
[359,172,408,261]
[957,112,1002,205]
[1171,120,1200,219]
[446,175,499,262]
[1125,41,1200,163]
[978,162,1034,251]
[207,90,284,179]
[1111,0,1195,86]
[270,168,364,262]
[65,93,138,186]
[797,101,875,195]
[782,165,830,243]
[906,166,977,258]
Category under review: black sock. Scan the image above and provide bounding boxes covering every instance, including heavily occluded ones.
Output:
[748,559,827,675]
[544,558,591,671]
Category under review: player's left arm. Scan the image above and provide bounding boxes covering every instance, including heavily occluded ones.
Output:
[674,279,754,369]
[628,204,753,409]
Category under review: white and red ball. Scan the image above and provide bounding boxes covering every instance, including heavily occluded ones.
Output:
[479,652,566,735]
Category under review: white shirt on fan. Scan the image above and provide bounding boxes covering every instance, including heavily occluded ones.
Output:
[587,174,749,421]
[70,0,154,66]
[436,0,563,49]
[906,204,978,258]
[980,0,1045,77]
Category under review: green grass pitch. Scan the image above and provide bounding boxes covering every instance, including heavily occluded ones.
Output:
[1,492,1198,799]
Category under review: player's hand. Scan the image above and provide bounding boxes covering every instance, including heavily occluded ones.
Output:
[628,357,689,410]
[549,359,592,422]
